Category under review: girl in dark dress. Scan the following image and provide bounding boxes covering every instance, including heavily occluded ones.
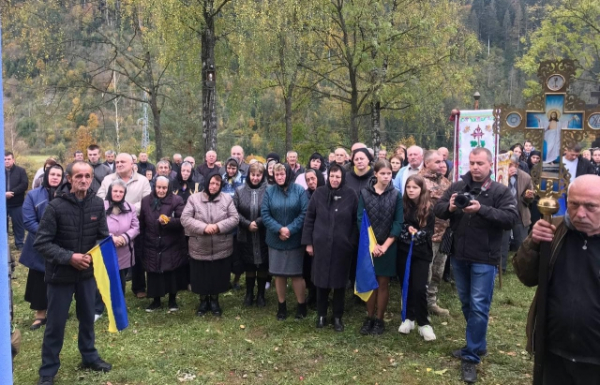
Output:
[397,175,436,341]
[357,159,403,335]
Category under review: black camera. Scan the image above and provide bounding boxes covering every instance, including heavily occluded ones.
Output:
[454,192,474,209]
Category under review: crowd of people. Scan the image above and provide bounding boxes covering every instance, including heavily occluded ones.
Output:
[5,137,600,385]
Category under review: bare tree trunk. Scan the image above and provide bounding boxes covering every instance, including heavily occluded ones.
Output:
[202,0,218,152]
[371,101,381,153]
[150,94,162,160]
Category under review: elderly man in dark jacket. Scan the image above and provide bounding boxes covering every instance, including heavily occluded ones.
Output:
[34,162,111,385]
[514,174,600,384]
[434,147,519,384]
[5,151,29,250]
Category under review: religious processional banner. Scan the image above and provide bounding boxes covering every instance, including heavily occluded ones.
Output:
[453,110,499,181]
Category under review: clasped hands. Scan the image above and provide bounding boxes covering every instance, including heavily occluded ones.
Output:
[279,227,291,241]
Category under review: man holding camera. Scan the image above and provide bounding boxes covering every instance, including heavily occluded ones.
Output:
[434,148,519,383]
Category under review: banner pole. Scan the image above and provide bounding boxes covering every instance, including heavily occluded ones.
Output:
[0,16,17,380]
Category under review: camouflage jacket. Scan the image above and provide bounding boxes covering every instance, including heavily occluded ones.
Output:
[419,168,451,242]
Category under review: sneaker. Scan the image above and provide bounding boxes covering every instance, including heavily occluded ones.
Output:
[146,300,161,313]
[452,348,488,359]
[418,325,436,341]
[428,304,450,317]
[398,319,415,334]
[359,317,374,335]
[81,358,112,372]
[94,314,102,323]
[168,302,179,312]
[461,360,477,383]
[265,282,271,290]
[371,318,385,335]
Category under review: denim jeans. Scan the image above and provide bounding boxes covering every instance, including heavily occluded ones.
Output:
[7,205,25,248]
[451,258,497,364]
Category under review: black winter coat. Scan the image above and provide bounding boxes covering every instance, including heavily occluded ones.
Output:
[234,182,269,265]
[301,185,359,289]
[345,168,374,198]
[139,193,187,273]
[434,172,519,265]
[5,164,28,208]
[34,184,109,284]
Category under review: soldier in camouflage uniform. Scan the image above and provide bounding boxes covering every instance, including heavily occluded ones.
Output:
[419,150,452,316]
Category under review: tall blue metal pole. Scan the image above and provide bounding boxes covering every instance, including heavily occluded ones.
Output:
[0,16,16,380]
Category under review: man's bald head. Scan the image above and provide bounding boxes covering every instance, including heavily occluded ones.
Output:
[567,175,600,236]
[351,143,367,152]
[231,146,244,164]
[438,147,449,160]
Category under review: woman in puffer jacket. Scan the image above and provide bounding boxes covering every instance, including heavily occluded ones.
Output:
[182,172,239,317]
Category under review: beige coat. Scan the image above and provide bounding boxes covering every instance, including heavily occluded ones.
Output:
[181,192,239,261]
[97,172,152,216]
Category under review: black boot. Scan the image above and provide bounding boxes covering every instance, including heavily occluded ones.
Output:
[276,301,287,321]
[196,296,209,316]
[306,288,317,310]
[244,276,255,306]
[210,295,222,316]
[333,317,345,332]
[316,316,327,329]
[256,277,266,307]
[295,302,307,319]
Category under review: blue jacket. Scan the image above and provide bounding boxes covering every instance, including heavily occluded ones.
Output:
[261,183,308,250]
[19,187,52,272]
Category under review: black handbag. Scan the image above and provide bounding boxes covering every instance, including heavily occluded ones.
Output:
[440,227,453,255]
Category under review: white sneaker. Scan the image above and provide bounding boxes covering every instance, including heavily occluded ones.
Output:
[398,319,415,334]
[418,325,437,341]
[94,314,102,323]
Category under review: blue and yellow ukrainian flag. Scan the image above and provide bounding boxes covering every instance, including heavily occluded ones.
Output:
[89,237,128,333]
[355,210,379,301]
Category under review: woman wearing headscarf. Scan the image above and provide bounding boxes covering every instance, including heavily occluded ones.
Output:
[21,164,64,330]
[32,158,58,189]
[182,172,239,317]
[104,180,140,288]
[295,153,327,189]
[300,168,325,307]
[172,161,201,204]
[95,180,141,320]
[234,163,269,307]
[261,163,309,321]
[346,148,375,197]
[302,164,359,331]
[221,157,245,197]
[139,176,188,313]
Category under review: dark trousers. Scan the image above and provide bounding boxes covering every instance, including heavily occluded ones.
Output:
[316,287,345,318]
[131,238,146,294]
[7,205,25,247]
[95,269,127,315]
[543,351,600,385]
[397,256,430,326]
[40,279,100,377]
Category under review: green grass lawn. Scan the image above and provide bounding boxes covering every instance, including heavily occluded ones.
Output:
[10,241,535,385]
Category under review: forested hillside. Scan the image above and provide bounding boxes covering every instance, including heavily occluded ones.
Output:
[1,0,599,161]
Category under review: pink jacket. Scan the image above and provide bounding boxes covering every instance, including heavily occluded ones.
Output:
[104,201,140,269]
[181,192,239,261]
